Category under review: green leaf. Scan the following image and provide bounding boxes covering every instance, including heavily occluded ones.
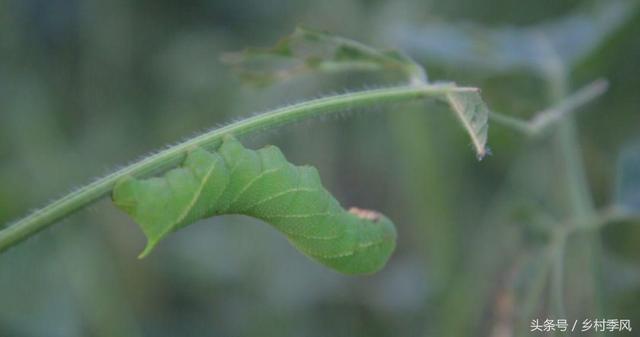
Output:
[112,136,397,275]
[222,27,426,86]
[444,89,490,159]
[615,141,640,213]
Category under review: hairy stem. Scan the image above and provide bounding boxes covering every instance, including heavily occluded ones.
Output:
[0,84,465,252]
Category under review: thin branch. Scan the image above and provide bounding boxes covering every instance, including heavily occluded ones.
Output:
[489,111,532,134]
[550,229,568,319]
[529,79,609,133]
[566,206,639,234]
[489,79,609,136]
[0,84,469,252]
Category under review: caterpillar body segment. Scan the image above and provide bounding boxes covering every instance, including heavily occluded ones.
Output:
[113,136,396,274]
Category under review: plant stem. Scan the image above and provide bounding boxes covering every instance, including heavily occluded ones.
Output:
[519,247,554,337]
[539,34,598,328]
[0,84,463,253]
[550,228,568,320]
[529,79,608,134]
[489,111,532,134]
[541,48,594,220]
[566,205,638,234]
[556,120,595,218]
[490,79,608,136]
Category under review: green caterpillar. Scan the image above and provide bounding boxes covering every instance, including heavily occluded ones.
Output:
[112,136,396,275]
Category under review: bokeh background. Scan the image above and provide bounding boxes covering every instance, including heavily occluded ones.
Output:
[1,0,639,336]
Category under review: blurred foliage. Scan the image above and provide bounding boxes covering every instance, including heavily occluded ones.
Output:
[221,26,425,86]
[1,0,639,336]
[381,0,635,75]
[616,142,640,213]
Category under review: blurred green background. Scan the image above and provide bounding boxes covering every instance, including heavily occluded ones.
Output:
[1,0,639,336]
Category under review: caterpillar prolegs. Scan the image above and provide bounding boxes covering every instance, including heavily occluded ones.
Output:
[112,136,396,275]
